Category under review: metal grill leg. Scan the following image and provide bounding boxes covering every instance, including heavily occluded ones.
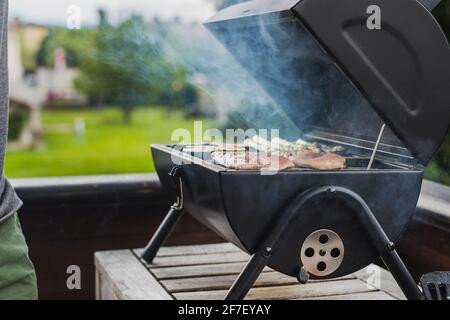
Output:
[141,204,184,263]
[223,186,424,300]
[379,246,423,300]
[323,186,423,300]
[225,249,271,300]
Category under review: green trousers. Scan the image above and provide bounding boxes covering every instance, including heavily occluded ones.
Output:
[0,213,37,300]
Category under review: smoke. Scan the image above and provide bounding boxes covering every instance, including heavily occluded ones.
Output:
[154,17,303,140]
[190,5,410,154]
[96,1,411,158]
[156,9,371,141]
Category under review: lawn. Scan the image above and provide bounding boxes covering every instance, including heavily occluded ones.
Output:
[5,107,212,178]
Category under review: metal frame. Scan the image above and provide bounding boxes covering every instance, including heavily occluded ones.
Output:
[225,186,423,300]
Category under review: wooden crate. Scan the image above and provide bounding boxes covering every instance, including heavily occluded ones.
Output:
[95,243,405,300]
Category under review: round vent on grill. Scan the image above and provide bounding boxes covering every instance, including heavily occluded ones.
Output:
[300,229,344,277]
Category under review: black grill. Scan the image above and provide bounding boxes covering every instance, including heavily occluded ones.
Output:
[142,0,450,300]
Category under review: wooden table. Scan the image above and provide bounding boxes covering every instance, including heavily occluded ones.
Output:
[95,243,405,300]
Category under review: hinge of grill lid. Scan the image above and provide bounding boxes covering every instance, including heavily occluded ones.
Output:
[417,0,442,11]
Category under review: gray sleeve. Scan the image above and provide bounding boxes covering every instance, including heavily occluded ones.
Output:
[0,0,23,222]
[0,0,9,174]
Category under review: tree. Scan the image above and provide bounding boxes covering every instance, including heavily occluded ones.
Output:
[36,28,83,68]
[34,11,204,122]
[73,13,195,123]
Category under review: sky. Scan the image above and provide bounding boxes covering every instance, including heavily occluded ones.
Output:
[9,0,217,25]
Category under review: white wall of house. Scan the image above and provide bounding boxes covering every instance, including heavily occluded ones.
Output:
[35,67,84,102]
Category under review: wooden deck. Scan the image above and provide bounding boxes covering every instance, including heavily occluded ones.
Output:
[95,243,405,300]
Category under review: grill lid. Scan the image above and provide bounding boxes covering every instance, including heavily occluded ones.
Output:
[204,0,450,165]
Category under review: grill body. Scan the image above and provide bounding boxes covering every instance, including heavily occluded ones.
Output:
[152,144,423,279]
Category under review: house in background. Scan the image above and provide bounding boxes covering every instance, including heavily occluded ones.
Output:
[8,20,85,150]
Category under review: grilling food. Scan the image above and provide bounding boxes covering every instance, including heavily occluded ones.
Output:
[207,132,348,171]
[244,136,344,156]
[293,152,346,170]
[211,149,346,171]
[211,151,263,170]
[215,143,246,152]
[291,149,321,161]
[211,151,295,171]
[211,135,346,171]
[261,155,295,171]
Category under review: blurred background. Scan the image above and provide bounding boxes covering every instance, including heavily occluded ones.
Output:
[5,0,450,184]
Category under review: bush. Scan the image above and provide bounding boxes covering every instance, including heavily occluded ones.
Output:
[8,109,27,141]
[434,135,450,171]
[424,133,450,185]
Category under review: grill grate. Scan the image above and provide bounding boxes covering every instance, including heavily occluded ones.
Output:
[178,144,411,171]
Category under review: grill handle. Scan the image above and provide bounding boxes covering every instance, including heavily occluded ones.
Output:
[141,166,185,264]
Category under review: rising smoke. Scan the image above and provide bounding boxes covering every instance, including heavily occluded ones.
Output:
[124,0,410,153]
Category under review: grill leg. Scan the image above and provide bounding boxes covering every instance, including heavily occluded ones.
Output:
[379,248,423,300]
[225,249,271,300]
[321,186,423,300]
[223,186,423,300]
[141,204,184,263]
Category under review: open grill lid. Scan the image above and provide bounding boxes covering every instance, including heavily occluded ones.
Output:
[204,0,450,165]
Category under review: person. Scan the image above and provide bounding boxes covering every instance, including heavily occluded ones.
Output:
[0,0,38,299]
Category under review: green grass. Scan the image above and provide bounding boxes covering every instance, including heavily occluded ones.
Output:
[5,107,212,178]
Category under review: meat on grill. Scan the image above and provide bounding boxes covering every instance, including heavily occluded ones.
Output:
[211,142,345,171]
[261,155,295,171]
[211,151,262,170]
[292,152,346,170]
[211,151,294,171]
[291,150,321,161]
